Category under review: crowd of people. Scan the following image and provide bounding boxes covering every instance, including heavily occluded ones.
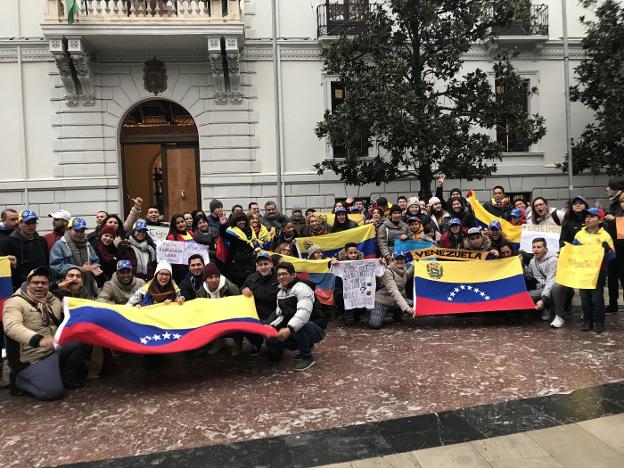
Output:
[0,175,623,401]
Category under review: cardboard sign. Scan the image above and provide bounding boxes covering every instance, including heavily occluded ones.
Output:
[148,226,169,242]
[156,240,209,265]
[331,259,385,310]
[555,243,603,289]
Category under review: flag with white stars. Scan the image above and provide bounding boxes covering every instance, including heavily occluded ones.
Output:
[413,256,534,316]
[55,296,278,354]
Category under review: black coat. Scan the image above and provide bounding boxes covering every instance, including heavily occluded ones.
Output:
[559,211,587,247]
[0,230,49,290]
[220,224,256,288]
[241,271,280,320]
[179,272,203,301]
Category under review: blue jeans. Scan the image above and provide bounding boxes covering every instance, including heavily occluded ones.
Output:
[580,270,607,325]
[266,321,325,361]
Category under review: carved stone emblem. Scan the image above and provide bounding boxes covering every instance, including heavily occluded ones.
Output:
[143,57,167,95]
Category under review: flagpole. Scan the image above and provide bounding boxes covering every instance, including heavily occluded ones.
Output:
[561,0,574,195]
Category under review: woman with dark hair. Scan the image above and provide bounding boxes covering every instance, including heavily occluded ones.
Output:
[192,213,212,245]
[94,224,120,286]
[448,198,476,230]
[529,197,565,226]
[219,211,257,287]
[118,220,157,281]
[330,207,358,232]
[559,195,589,246]
[89,214,127,250]
[271,219,298,252]
[366,206,385,231]
[166,213,196,284]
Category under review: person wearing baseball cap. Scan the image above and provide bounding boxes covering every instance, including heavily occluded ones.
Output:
[2,265,91,399]
[49,216,100,298]
[118,219,157,281]
[96,259,145,305]
[570,207,615,333]
[487,220,507,252]
[439,218,464,249]
[406,215,424,240]
[510,207,526,226]
[43,210,71,251]
[0,209,49,291]
[370,250,413,330]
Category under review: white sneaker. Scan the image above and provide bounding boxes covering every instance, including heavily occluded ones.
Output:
[550,315,565,328]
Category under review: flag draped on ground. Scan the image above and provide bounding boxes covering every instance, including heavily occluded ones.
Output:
[0,257,12,319]
[414,257,533,316]
[466,191,521,245]
[269,252,335,305]
[295,224,377,259]
[66,0,81,24]
[55,296,277,354]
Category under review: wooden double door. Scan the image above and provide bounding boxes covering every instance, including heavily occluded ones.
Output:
[122,143,200,220]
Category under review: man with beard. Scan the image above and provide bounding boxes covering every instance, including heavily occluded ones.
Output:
[0,210,49,291]
[50,267,93,300]
[43,210,71,252]
[3,266,91,400]
[49,217,101,298]
[261,201,287,232]
[97,260,146,305]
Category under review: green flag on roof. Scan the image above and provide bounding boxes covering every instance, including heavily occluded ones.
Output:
[67,0,81,25]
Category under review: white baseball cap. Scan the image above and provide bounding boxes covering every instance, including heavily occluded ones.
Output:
[48,210,71,221]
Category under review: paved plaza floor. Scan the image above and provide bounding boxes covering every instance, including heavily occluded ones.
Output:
[1,307,624,467]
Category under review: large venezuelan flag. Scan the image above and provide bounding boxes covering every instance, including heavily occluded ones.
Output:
[268,252,335,305]
[55,296,277,354]
[320,213,365,227]
[466,191,521,245]
[295,224,376,259]
[414,256,534,316]
[0,257,13,319]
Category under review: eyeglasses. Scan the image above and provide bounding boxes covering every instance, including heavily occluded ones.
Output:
[157,272,171,277]
[276,272,291,277]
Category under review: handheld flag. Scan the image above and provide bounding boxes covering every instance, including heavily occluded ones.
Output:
[466,191,521,245]
[0,257,12,319]
[269,251,335,305]
[295,224,376,259]
[393,239,436,264]
[414,257,533,316]
[320,212,365,227]
[55,296,277,354]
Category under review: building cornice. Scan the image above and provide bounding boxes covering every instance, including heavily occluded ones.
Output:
[0,37,586,64]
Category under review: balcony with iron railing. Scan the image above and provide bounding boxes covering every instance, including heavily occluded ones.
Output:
[487,3,549,53]
[317,1,371,43]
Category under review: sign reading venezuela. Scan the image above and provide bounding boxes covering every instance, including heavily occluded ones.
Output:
[414,257,534,316]
[411,247,488,261]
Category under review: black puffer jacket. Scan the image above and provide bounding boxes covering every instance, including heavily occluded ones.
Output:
[242,271,280,320]
[0,230,49,290]
[559,211,587,247]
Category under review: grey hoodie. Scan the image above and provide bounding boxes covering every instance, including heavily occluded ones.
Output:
[524,250,558,299]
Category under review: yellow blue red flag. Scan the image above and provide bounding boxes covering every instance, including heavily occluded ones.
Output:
[0,257,12,318]
[55,296,277,354]
[414,257,533,316]
[295,224,376,259]
[466,191,521,245]
[267,251,335,305]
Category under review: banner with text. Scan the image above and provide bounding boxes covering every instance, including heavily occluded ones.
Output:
[411,247,488,261]
[520,224,561,253]
[331,259,385,310]
[156,240,209,265]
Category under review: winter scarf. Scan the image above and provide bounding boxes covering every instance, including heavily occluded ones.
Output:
[127,236,156,275]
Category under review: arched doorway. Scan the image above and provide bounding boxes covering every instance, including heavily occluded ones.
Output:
[120,100,200,220]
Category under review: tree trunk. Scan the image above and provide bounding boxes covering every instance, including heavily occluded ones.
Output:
[418,164,433,201]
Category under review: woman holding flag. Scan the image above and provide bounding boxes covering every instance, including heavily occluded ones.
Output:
[219,212,258,288]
